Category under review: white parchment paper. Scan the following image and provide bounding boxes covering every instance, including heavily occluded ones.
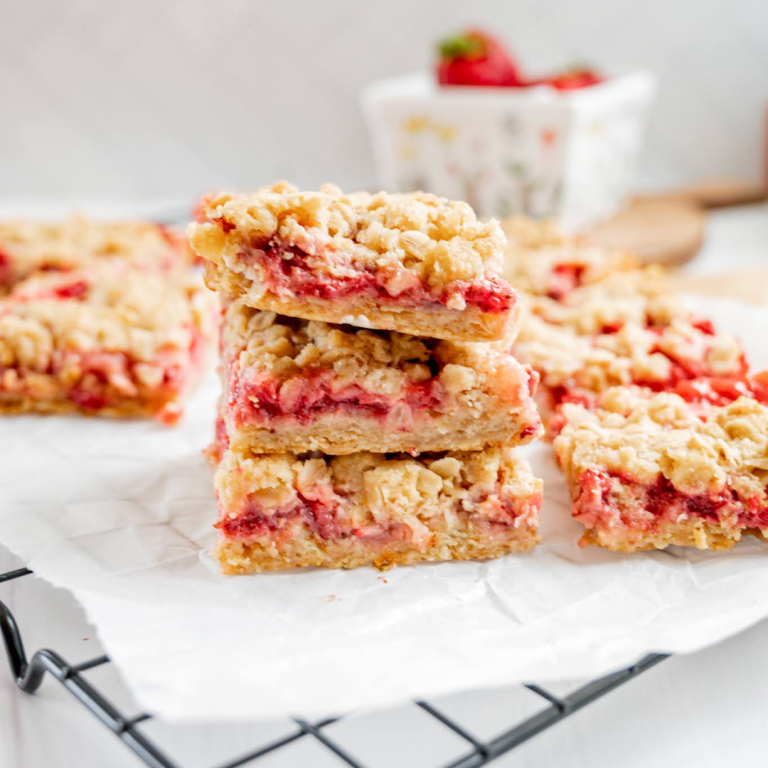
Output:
[1,297,768,721]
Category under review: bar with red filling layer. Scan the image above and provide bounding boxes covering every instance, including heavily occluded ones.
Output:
[0,262,214,422]
[554,386,768,551]
[217,300,542,455]
[188,184,521,343]
[213,444,543,573]
[0,215,195,291]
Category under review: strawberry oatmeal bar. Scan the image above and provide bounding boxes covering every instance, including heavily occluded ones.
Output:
[189,183,520,342]
[0,262,214,421]
[0,215,194,291]
[212,445,542,573]
[518,315,745,412]
[512,265,746,413]
[218,300,542,455]
[502,216,636,300]
[555,385,768,551]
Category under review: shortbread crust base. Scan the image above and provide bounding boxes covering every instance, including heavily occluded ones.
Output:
[0,394,182,421]
[226,411,541,456]
[580,520,768,552]
[216,525,540,574]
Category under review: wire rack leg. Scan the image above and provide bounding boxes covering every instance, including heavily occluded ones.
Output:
[0,585,178,768]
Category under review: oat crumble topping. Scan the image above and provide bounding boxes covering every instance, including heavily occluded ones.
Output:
[0,262,213,371]
[0,215,192,287]
[222,300,524,399]
[190,182,507,290]
[555,388,768,503]
[514,313,744,394]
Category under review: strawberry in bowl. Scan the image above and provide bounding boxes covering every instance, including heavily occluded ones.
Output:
[436,29,523,87]
[435,28,604,91]
[363,28,654,227]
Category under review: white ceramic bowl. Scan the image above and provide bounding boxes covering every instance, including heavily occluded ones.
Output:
[362,71,656,230]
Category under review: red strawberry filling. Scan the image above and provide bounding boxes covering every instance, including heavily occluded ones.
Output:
[547,264,586,300]
[574,468,768,537]
[691,317,716,335]
[60,349,187,411]
[671,376,768,408]
[227,366,445,429]
[52,280,90,300]
[0,249,11,286]
[543,319,749,412]
[239,238,514,314]
[8,277,92,303]
[217,487,538,544]
[635,346,748,390]
[217,494,345,542]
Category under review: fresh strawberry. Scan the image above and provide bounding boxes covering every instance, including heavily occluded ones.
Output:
[544,66,604,91]
[436,29,522,87]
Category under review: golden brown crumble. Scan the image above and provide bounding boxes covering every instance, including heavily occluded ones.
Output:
[222,300,527,399]
[189,182,507,290]
[0,215,193,286]
[0,261,215,371]
[525,267,685,334]
[555,387,768,500]
[514,314,743,392]
[502,216,571,250]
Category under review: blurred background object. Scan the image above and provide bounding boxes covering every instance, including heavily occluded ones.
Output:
[364,27,655,229]
[364,70,655,228]
[1,0,767,205]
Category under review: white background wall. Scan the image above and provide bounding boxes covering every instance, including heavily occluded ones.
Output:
[1,0,767,202]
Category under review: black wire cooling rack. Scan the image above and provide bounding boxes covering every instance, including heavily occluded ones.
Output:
[0,566,668,768]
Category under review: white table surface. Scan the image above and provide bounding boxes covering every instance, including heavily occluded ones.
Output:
[1,204,768,768]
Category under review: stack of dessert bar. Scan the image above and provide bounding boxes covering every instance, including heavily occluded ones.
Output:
[0,216,213,423]
[506,219,768,553]
[189,184,545,574]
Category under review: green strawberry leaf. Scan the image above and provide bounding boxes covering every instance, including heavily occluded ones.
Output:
[437,33,485,60]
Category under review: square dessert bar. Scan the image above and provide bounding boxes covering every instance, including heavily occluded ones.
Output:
[0,215,194,291]
[502,216,636,300]
[514,310,745,413]
[212,445,543,573]
[0,261,214,422]
[218,300,542,455]
[554,386,768,551]
[189,184,520,342]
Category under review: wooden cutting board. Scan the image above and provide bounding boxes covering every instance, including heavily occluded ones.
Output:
[584,179,767,267]
[586,197,706,267]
